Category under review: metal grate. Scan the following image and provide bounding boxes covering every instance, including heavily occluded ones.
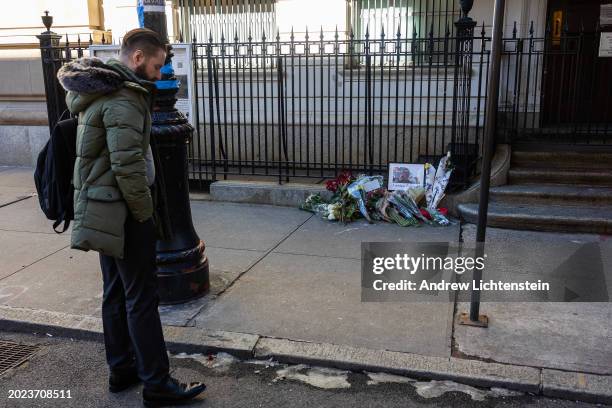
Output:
[0,340,40,376]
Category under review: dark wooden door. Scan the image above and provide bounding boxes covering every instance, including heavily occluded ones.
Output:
[542,0,612,126]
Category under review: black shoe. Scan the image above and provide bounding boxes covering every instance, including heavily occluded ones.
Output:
[109,368,141,393]
[143,376,206,407]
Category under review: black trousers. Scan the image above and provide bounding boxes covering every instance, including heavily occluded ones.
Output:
[99,213,169,387]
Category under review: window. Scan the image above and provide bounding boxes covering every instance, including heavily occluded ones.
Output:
[177,0,277,43]
[349,0,460,40]
[348,0,461,67]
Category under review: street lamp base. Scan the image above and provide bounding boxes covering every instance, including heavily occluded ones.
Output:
[156,240,210,304]
[458,312,489,328]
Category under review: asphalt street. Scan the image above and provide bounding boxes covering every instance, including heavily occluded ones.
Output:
[0,330,602,408]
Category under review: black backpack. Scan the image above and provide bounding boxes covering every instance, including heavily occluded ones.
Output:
[34,115,78,233]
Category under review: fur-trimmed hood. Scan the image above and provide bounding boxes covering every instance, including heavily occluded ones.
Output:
[57,57,124,94]
[57,57,152,114]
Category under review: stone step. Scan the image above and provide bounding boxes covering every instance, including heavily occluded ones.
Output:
[490,184,612,207]
[511,150,612,170]
[457,202,612,234]
[508,168,612,186]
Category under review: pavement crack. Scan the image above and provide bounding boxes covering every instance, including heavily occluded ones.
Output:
[269,250,358,261]
[185,213,315,326]
[0,244,70,283]
[0,194,35,209]
[0,228,61,235]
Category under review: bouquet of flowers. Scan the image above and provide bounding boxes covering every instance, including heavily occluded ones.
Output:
[347,175,384,223]
[300,193,327,215]
[301,158,454,227]
[374,191,419,226]
[302,171,362,223]
[427,152,454,211]
[388,190,430,224]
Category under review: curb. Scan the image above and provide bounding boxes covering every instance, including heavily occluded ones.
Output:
[0,305,610,405]
[208,180,332,207]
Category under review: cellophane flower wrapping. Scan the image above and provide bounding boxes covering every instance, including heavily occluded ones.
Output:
[347,175,384,223]
[427,152,454,211]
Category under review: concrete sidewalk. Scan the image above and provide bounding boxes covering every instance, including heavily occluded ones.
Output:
[0,166,610,404]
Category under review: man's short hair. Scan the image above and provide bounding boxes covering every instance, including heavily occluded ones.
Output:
[120,28,166,58]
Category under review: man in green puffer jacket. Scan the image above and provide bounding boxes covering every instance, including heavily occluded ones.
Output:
[57,28,205,406]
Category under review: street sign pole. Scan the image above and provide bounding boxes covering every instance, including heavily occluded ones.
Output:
[459,0,506,327]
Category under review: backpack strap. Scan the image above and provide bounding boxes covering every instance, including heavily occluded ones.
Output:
[53,217,71,234]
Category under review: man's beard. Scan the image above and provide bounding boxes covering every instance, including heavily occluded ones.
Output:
[134,64,152,81]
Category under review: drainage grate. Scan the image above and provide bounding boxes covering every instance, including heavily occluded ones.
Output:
[0,340,40,375]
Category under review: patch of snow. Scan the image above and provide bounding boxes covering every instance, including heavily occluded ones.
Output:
[365,372,416,386]
[171,352,238,372]
[412,380,488,401]
[411,380,523,401]
[274,364,351,389]
[244,358,281,368]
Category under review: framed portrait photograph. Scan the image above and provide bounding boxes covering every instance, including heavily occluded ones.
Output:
[387,163,425,191]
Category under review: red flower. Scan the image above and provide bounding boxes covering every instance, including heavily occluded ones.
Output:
[420,208,432,220]
[336,170,354,186]
[325,180,338,192]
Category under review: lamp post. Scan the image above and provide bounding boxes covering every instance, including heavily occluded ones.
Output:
[141,0,210,304]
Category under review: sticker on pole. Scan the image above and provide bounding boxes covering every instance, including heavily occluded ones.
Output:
[142,0,165,13]
[600,32,612,58]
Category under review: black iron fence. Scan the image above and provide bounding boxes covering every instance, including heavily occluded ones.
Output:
[497,23,612,145]
[189,22,487,187]
[36,14,611,189]
[37,19,100,132]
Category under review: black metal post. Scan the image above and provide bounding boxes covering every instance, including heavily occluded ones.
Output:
[37,11,67,133]
[142,0,210,304]
[460,0,506,327]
